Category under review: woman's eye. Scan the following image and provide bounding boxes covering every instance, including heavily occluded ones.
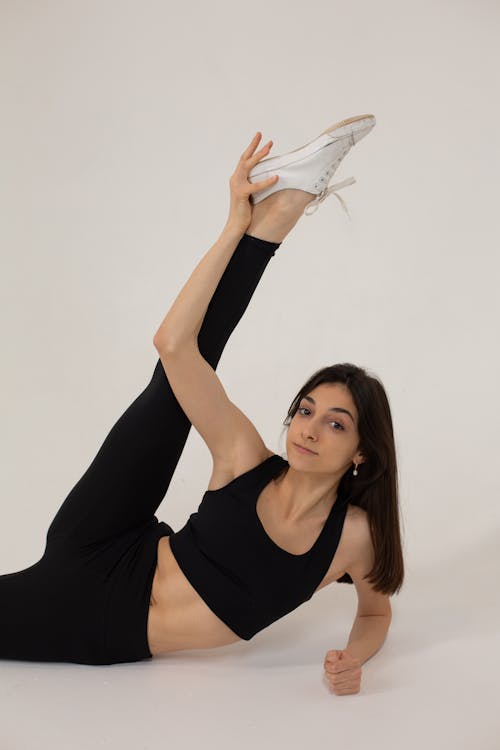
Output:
[329,421,344,431]
[297,407,344,431]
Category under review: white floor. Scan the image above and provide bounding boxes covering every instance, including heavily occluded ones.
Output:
[2,540,498,750]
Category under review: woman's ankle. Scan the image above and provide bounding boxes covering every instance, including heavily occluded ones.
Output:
[247,189,315,242]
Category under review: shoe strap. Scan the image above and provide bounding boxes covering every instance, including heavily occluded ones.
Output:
[303,177,357,219]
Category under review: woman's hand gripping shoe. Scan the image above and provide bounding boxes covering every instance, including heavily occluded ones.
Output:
[248,114,376,219]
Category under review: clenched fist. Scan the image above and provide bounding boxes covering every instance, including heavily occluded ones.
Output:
[323,649,362,695]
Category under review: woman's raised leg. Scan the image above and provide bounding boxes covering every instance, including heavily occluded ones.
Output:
[45,191,314,549]
[46,234,278,547]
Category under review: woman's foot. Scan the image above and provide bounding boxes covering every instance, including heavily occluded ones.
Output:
[248,115,375,213]
[246,188,316,243]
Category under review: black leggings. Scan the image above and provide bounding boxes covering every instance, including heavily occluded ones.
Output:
[0,232,281,665]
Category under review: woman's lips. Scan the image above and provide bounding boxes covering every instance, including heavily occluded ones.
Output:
[294,443,316,455]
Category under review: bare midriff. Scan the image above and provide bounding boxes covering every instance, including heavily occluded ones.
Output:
[146,536,243,655]
[146,516,353,656]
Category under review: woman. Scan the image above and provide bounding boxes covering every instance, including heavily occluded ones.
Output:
[0,114,404,696]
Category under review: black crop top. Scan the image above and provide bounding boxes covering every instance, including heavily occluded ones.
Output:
[168,454,352,641]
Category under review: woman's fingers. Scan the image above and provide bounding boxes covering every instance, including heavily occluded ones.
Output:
[248,175,279,193]
[241,133,273,164]
[231,132,278,196]
[240,139,276,191]
[241,132,262,160]
[248,140,273,165]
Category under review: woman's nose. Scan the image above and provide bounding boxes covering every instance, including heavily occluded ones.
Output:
[302,425,318,441]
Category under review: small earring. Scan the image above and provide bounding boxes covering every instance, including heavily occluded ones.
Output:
[353,462,359,476]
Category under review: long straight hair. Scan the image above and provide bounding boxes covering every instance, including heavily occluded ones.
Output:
[277,363,405,595]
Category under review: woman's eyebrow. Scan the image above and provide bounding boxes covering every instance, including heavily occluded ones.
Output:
[302,395,354,423]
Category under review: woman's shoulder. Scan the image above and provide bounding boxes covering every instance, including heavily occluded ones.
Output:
[345,504,371,548]
[342,504,371,569]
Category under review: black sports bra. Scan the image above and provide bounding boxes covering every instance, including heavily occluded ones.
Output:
[168,454,352,640]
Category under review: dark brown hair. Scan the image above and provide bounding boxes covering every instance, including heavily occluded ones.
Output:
[277,363,405,595]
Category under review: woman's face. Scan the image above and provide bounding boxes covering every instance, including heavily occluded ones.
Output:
[286,382,365,475]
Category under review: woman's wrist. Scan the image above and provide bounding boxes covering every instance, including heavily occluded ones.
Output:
[222,219,248,241]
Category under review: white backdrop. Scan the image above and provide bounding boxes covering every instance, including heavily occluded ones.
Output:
[1,1,499,749]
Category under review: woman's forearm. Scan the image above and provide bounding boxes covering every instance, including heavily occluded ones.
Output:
[344,614,392,665]
[153,221,245,349]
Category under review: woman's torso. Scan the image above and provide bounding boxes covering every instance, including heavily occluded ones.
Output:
[146,449,363,655]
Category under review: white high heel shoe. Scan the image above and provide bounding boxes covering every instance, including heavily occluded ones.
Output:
[248,114,376,218]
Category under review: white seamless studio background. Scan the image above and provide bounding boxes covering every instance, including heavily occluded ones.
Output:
[0,1,499,749]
